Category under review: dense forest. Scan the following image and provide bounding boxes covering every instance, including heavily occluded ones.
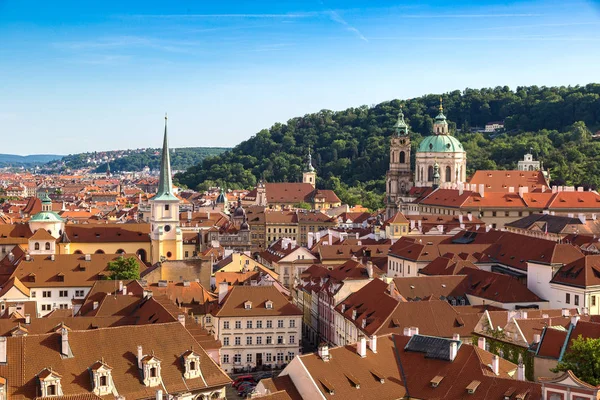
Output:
[48,147,229,173]
[175,84,600,210]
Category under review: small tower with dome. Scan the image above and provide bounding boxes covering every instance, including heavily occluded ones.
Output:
[414,98,466,187]
[302,149,317,188]
[29,192,65,239]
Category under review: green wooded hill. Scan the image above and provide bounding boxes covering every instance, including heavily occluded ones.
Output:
[49,147,229,173]
[175,84,600,210]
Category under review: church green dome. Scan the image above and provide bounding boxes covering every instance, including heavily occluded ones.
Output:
[30,210,63,222]
[418,135,464,153]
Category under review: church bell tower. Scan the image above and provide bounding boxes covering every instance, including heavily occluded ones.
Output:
[386,106,413,218]
[150,114,183,262]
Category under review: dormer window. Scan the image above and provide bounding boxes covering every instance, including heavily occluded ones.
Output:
[182,350,201,379]
[90,359,114,396]
[141,354,161,387]
[38,368,63,397]
[265,301,273,310]
[244,301,252,310]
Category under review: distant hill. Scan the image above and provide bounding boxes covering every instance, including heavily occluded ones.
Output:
[0,153,63,166]
[175,84,600,210]
[45,147,230,173]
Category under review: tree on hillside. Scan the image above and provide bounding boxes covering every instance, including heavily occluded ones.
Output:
[106,256,140,280]
[551,335,600,386]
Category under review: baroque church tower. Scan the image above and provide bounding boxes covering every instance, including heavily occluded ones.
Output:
[302,149,317,188]
[150,114,183,262]
[386,107,413,218]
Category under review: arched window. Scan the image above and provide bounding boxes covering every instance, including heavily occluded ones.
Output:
[137,249,147,262]
[34,243,40,250]
[399,151,406,164]
[428,166,434,182]
[445,166,452,182]
[45,242,51,250]
[529,165,534,171]
[74,250,83,254]
[95,249,105,254]
[116,249,125,255]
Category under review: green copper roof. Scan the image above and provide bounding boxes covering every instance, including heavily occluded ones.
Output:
[394,108,409,136]
[216,189,227,204]
[418,135,464,153]
[30,210,63,222]
[153,115,178,202]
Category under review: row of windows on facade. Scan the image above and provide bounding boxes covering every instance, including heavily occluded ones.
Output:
[223,319,295,329]
[417,166,455,183]
[565,293,596,306]
[222,351,295,364]
[267,228,297,234]
[32,289,85,298]
[223,335,295,346]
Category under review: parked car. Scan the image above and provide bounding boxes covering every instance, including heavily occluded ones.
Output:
[255,372,273,381]
[238,384,256,397]
[232,375,255,388]
[237,381,255,391]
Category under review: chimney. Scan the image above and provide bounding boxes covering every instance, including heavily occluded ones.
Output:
[366,261,373,279]
[85,254,91,261]
[308,232,314,248]
[50,254,55,261]
[582,307,589,316]
[517,359,525,381]
[410,220,416,230]
[0,337,6,363]
[403,327,411,337]
[25,254,30,261]
[485,225,491,233]
[449,342,458,361]
[93,301,99,310]
[122,286,127,296]
[571,315,580,327]
[218,281,228,304]
[156,389,162,400]
[61,327,69,357]
[369,335,377,354]
[187,211,192,221]
[508,186,515,193]
[453,333,460,341]
[521,310,528,319]
[437,224,444,233]
[357,336,367,358]
[137,345,143,368]
[328,232,333,247]
[478,183,485,198]
[578,214,586,224]
[25,314,31,324]
[492,355,499,375]
[533,334,541,344]
[478,337,486,350]
[178,314,186,327]
[458,214,463,223]
[467,213,473,221]
[411,327,419,336]
[318,344,330,361]
[458,182,464,196]
[119,281,124,292]
[561,308,570,317]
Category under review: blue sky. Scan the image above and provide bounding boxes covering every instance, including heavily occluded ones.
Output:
[1,0,599,155]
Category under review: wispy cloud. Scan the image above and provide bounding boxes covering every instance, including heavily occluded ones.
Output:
[327,10,368,42]
[123,12,320,19]
[52,36,202,54]
[399,13,542,18]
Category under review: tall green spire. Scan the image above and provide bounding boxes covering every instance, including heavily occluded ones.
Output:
[153,114,178,201]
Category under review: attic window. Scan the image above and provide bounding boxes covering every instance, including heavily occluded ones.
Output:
[466,380,481,394]
[244,301,252,310]
[370,370,385,383]
[265,301,273,309]
[430,375,444,387]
